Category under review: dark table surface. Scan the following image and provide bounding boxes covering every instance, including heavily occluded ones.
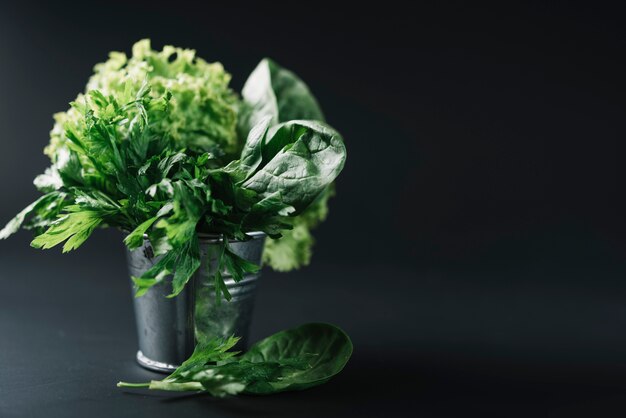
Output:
[2,231,626,418]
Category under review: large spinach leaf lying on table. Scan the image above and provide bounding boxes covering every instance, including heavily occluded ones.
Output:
[117,323,353,396]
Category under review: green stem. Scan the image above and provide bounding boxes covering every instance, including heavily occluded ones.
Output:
[149,381,204,391]
[117,381,150,388]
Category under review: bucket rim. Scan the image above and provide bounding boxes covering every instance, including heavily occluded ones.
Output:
[196,231,266,243]
[123,229,266,243]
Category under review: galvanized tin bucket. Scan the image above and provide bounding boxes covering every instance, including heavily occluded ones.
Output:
[126,232,266,372]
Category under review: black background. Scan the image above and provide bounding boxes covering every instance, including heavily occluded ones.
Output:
[1,2,625,417]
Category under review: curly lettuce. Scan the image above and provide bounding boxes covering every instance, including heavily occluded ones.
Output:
[262,186,332,271]
[46,39,239,162]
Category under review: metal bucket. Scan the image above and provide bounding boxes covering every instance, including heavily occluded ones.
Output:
[126,232,266,372]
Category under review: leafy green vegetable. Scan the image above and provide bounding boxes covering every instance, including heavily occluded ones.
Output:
[0,191,66,239]
[239,57,336,271]
[0,40,348,302]
[47,39,239,162]
[117,323,352,397]
[262,186,332,271]
[123,216,158,250]
[239,322,353,393]
[239,58,324,134]
[261,222,314,271]
[30,207,104,252]
[169,335,241,379]
[242,120,346,212]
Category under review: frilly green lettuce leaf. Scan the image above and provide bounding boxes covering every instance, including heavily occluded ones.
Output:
[46,39,239,163]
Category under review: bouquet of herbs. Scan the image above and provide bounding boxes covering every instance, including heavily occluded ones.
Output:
[0,40,346,300]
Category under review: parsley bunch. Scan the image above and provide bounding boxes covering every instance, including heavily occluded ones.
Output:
[0,40,346,300]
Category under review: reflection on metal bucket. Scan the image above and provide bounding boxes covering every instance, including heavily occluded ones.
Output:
[126,232,266,372]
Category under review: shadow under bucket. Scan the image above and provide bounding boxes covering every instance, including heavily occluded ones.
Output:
[126,232,266,372]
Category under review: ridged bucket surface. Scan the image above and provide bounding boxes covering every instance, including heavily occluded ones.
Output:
[126,232,266,372]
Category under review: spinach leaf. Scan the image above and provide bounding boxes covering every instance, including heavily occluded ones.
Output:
[117,323,352,396]
[240,58,325,133]
[234,115,272,180]
[239,59,339,272]
[242,120,346,213]
[239,323,353,393]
